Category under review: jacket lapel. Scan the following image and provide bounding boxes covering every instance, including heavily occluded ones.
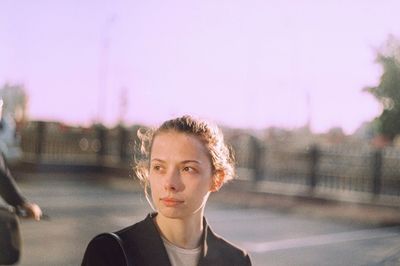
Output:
[122,214,232,266]
[198,217,225,266]
[125,213,172,266]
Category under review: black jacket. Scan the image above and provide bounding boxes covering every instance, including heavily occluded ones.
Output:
[0,153,26,207]
[82,213,252,266]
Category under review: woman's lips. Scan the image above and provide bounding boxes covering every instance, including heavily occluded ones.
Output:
[160,197,184,207]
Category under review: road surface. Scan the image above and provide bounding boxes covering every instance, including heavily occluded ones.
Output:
[9,172,400,266]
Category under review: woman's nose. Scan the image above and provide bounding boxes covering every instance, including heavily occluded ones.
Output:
[164,169,182,191]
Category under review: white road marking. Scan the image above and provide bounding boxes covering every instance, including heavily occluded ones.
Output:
[243,226,400,253]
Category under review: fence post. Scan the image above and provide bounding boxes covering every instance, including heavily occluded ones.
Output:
[95,125,107,165]
[372,148,382,195]
[309,144,319,191]
[118,126,128,162]
[36,121,46,162]
[250,135,264,182]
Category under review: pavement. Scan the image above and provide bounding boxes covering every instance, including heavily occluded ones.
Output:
[8,171,400,266]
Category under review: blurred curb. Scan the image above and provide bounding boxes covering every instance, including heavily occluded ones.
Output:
[11,161,131,178]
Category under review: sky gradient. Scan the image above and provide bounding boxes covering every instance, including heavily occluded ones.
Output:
[1,1,400,133]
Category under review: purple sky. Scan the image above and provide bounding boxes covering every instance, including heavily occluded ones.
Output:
[1,1,399,133]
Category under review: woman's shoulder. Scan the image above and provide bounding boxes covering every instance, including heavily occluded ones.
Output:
[208,230,249,256]
[115,213,157,243]
[81,233,128,266]
[204,225,252,265]
[81,213,155,266]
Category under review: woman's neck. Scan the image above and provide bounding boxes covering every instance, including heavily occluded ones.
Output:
[155,212,204,249]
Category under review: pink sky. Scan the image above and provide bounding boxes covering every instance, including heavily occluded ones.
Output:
[1,0,399,133]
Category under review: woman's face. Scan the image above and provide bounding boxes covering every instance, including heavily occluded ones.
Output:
[148,131,214,220]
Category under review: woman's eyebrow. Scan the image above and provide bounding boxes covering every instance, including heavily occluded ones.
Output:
[151,158,165,163]
[181,160,201,164]
[151,159,202,164]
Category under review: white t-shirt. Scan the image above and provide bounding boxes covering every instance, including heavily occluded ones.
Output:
[161,237,202,266]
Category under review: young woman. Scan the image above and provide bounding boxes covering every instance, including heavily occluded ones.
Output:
[82,116,251,266]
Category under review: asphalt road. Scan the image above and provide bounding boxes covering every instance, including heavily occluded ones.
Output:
[9,172,400,266]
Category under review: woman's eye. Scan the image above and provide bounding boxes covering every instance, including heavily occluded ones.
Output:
[182,166,195,172]
[152,165,162,171]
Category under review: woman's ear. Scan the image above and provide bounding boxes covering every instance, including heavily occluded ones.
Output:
[210,170,225,192]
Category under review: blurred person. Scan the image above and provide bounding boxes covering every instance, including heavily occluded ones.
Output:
[0,154,42,221]
[0,98,42,220]
[82,115,251,266]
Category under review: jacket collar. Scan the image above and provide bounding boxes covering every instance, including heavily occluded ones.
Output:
[136,212,222,266]
[198,218,226,266]
[130,212,172,266]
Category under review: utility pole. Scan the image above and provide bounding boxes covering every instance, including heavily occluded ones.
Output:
[118,87,128,125]
[305,90,312,132]
[97,15,117,124]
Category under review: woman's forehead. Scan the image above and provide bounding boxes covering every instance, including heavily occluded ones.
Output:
[151,131,209,160]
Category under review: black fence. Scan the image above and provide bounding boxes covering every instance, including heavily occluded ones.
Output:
[20,122,138,167]
[231,134,400,198]
[19,122,400,199]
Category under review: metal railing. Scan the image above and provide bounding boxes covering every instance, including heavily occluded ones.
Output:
[19,122,400,200]
[229,134,400,200]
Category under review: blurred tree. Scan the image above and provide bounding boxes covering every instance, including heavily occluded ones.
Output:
[365,35,400,141]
